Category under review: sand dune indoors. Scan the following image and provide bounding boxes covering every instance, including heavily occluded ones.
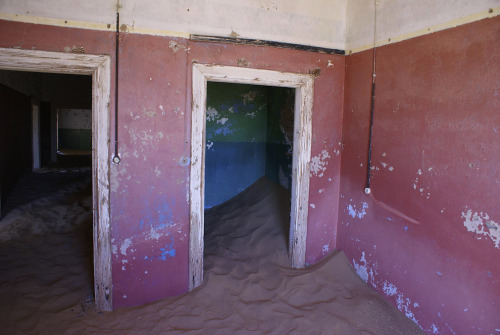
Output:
[0,173,423,334]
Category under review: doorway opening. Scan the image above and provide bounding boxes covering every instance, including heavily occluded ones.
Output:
[204,82,295,209]
[189,64,314,290]
[0,70,93,211]
[0,48,112,311]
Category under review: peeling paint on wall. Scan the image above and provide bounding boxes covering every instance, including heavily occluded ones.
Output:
[352,251,377,287]
[412,167,433,199]
[382,280,421,328]
[347,201,368,219]
[462,208,500,249]
[168,40,189,53]
[120,238,132,256]
[310,150,331,177]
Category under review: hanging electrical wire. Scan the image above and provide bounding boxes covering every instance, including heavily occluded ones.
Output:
[112,10,121,164]
[364,0,377,195]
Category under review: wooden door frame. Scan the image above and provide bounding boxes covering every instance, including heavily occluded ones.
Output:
[189,63,314,290]
[0,48,112,311]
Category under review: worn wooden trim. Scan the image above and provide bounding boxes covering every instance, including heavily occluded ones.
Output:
[189,64,313,290]
[92,58,112,311]
[0,48,112,311]
[290,78,313,268]
[189,64,207,290]
[190,35,345,55]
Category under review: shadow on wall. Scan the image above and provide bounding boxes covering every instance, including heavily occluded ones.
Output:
[204,82,295,208]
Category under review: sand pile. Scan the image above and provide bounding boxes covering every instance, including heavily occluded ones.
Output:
[0,173,423,334]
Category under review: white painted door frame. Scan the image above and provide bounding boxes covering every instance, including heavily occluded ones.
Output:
[0,48,113,311]
[189,63,314,290]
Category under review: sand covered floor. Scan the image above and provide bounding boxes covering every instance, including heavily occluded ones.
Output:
[0,172,423,334]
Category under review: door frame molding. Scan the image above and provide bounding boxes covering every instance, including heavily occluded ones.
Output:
[0,48,112,311]
[189,63,314,290]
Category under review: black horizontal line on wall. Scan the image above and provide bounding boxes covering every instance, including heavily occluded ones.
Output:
[190,34,345,55]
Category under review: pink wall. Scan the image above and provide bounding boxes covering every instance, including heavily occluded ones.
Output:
[0,20,344,308]
[339,16,500,334]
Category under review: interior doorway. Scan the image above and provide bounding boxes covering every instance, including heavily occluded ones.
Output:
[204,82,295,208]
[189,64,314,290]
[0,48,112,311]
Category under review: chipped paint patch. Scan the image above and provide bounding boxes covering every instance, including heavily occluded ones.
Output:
[383,281,398,296]
[413,168,431,199]
[206,106,219,121]
[310,150,331,177]
[120,238,132,256]
[154,166,161,177]
[322,244,329,254]
[310,203,316,209]
[353,252,369,282]
[241,90,257,104]
[352,251,378,287]
[148,227,162,240]
[347,201,368,219]
[160,242,176,260]
[462,208,500,249]
[216,117,229,125]
[179,156,190,166]
[169,40,189,53]
[382,280,421,327]
[327,60,334,68]
[111,239,117,255]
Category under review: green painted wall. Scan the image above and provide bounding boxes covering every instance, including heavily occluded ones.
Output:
[57,109,92,151]
[205,82,293,208]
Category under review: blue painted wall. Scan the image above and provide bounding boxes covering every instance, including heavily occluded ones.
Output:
[205,82,293,208]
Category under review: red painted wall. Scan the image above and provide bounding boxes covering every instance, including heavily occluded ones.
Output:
[339,17,500,334]
[0,20,344,308]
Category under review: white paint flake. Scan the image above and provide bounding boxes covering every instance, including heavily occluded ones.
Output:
[381,280,421,327]
[352,251,377,287]
[216,117,229,125]
[206,107,219,121]
[310,150,331,177]
[206,141,214,150]
[327,60,334,68]
[322,244,329,253]
[462,209,500,249]
[431,324,439,334]
[159,105,165,115]
[241,91,257,104]
[347,202,368,219]
[148,227,162,240]
[120,238,132,256]
[353,252,369,282]
[310,204,316,209]
[383,281,398,296]
[388,166,394,171]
